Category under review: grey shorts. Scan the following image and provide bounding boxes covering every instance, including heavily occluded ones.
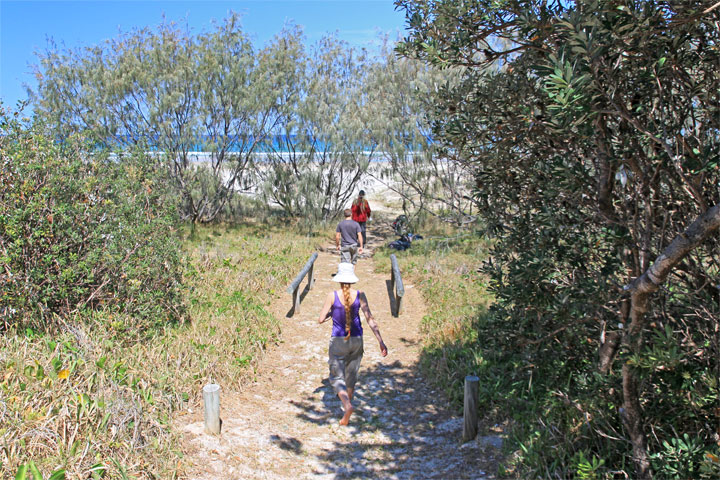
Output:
[328,336,364,394]
[340,244,359,264]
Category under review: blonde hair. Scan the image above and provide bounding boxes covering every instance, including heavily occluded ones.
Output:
[341,283,352,340]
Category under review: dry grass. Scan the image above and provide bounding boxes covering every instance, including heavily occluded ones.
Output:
[0,223,317,479]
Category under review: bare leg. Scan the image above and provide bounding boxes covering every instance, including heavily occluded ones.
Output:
[338,390,354,426]
[347,387,354,402]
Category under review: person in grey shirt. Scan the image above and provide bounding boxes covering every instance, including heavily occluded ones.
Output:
[336,209,363,264]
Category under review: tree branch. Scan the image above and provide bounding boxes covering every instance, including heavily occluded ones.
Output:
[626,203,720,296]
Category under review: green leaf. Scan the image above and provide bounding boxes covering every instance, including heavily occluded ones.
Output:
[28,462,42,480]
[96,356,107,369]
[51,357,63,373]
[49,469,67,480]
[15,465,28,480]
[88,463,105,479]
[658,57,666,67]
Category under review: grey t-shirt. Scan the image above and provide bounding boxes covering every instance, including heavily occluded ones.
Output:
[336,219,362,246]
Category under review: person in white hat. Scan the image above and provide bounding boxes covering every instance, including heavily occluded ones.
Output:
[317,262,388,426]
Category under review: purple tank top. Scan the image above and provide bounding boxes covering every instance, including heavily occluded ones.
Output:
[331,291,363,337]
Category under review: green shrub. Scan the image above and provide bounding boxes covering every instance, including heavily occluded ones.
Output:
[0,223,317,478]
[386,222,720,478]
[0,108,184,330]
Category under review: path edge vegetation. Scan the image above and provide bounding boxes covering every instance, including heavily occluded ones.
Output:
[1,108,320,478]
[396,0,720,478]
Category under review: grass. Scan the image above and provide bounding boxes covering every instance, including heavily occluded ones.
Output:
[0,222,318,479]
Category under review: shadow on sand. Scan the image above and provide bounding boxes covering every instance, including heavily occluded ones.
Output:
[287,359,497,479]
[269,434,304,454]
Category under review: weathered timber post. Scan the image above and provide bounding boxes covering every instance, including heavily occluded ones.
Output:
[308,260,315,290]
[286,252,319,316]
[292,287,301,314]
[390,254,405,317]
[462,375,479,442]
[203,383,221,435]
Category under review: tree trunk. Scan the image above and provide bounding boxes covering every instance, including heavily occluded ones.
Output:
[621,203,720,479]
[622,290,652,479]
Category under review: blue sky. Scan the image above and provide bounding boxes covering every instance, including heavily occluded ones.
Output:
[0,0,407,109]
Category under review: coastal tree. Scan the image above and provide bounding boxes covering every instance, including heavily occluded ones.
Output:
[398,0,720,477]
[32,14,282,222]
[363,46,473,225]
[257,32,373,224]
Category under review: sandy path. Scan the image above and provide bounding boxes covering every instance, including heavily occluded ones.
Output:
[178,225,499,479]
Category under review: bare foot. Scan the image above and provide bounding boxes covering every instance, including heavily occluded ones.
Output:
[339,405,354,426]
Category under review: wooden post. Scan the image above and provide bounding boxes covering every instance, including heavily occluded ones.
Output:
[390,254,405,317]
[203,383,221,435]
[286,252,319,316]
[308,262,315,290]
[390,267,396,303]
[292,286,301,314]
[462,375,479,442]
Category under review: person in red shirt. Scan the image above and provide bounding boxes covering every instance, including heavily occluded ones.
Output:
[351,190,371,245]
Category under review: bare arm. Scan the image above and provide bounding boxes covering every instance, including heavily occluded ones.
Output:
[359,292,387,356]
[335,232,341,250]
[317,291,334,324]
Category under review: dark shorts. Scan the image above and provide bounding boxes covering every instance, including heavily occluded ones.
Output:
[358,222,367,243]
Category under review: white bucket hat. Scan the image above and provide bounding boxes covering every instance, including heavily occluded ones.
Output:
[332,262,359,284]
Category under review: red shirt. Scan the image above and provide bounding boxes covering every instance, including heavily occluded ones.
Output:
[351,199,371,223]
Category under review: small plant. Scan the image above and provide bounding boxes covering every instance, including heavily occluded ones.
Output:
[573,451,605,480]
[14,462,64,479]
[649,434,705,479]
